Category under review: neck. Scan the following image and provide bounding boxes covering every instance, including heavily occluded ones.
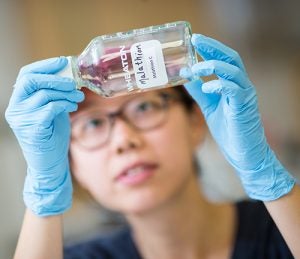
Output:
[125,176,236,259]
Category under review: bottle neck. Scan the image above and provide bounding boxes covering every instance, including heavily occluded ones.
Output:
[70,56,106,96]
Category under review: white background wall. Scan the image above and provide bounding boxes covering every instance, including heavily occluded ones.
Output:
[0,2,29,258]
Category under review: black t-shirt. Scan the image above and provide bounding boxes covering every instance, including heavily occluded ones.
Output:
[64,201,294,258]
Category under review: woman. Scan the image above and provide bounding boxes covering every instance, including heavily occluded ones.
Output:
[6,34,300,258]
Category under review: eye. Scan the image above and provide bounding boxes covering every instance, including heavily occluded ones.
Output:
[83,116,107,132]
[133,99,162,116]
[137,100,155,111]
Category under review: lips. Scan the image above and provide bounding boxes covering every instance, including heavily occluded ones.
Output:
[115,162,158,186]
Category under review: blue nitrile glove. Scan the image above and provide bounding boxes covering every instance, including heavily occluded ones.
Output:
[181,34,295,201]
[5,57,85,216]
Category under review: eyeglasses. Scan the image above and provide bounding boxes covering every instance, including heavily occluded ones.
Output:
[71,91,180,150]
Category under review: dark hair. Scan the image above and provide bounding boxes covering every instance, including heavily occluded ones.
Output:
[174,85,203,177]
[173,85,196,111]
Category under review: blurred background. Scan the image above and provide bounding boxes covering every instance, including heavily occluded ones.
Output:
[1,0,300,258]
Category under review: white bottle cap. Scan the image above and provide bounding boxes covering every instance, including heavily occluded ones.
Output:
[57,56,73,79]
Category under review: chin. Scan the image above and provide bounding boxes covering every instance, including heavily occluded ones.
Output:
[121,202,163,217]
[94,177,189,216]
[118,190,175,217]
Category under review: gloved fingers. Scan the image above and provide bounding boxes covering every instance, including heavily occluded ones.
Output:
[12,74,77,103]
[191,34,246,72]
[6,99,78,129]
[202,79,248,106]
[184,80,220,118]
[23,89,84,109]
[191,60,251,88]
[38,100,79,128]
[16,57,68,81]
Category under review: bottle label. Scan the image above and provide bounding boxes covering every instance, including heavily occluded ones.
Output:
[130,40,168,89]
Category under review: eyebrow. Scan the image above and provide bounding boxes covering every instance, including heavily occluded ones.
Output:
[78,100,100,110]
[76,89,175,115]
[76,97,130,116]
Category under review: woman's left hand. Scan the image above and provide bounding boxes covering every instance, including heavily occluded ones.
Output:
[183,33,295,201]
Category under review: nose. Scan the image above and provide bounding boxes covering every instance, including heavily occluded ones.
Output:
[109,118,144,155]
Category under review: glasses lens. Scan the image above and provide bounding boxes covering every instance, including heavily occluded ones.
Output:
[124,94,168,130]
[72,112,110,149]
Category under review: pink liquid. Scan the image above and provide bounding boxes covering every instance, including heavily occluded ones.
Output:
[78,43,192,97]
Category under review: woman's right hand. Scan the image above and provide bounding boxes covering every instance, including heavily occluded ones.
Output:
[5,57,84,216]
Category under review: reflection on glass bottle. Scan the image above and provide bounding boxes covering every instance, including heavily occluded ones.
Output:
[58,21,198,98]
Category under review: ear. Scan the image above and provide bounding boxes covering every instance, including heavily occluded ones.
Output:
[189,104,207,148]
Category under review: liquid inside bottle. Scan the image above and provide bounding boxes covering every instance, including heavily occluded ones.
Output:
[62,21,197,97]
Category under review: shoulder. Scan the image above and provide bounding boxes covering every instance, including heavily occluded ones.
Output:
[64,226,141,259]
[232,200,294,259]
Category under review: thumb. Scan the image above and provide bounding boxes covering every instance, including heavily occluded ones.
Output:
[184,80,220,118]
[17,57,68,81]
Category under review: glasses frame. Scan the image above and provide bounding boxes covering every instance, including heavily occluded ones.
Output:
[71,90,181,150]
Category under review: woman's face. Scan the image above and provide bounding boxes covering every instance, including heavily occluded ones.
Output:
[69,88,206,215]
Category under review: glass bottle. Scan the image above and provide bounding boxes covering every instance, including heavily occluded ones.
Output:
[58,21,197,98]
